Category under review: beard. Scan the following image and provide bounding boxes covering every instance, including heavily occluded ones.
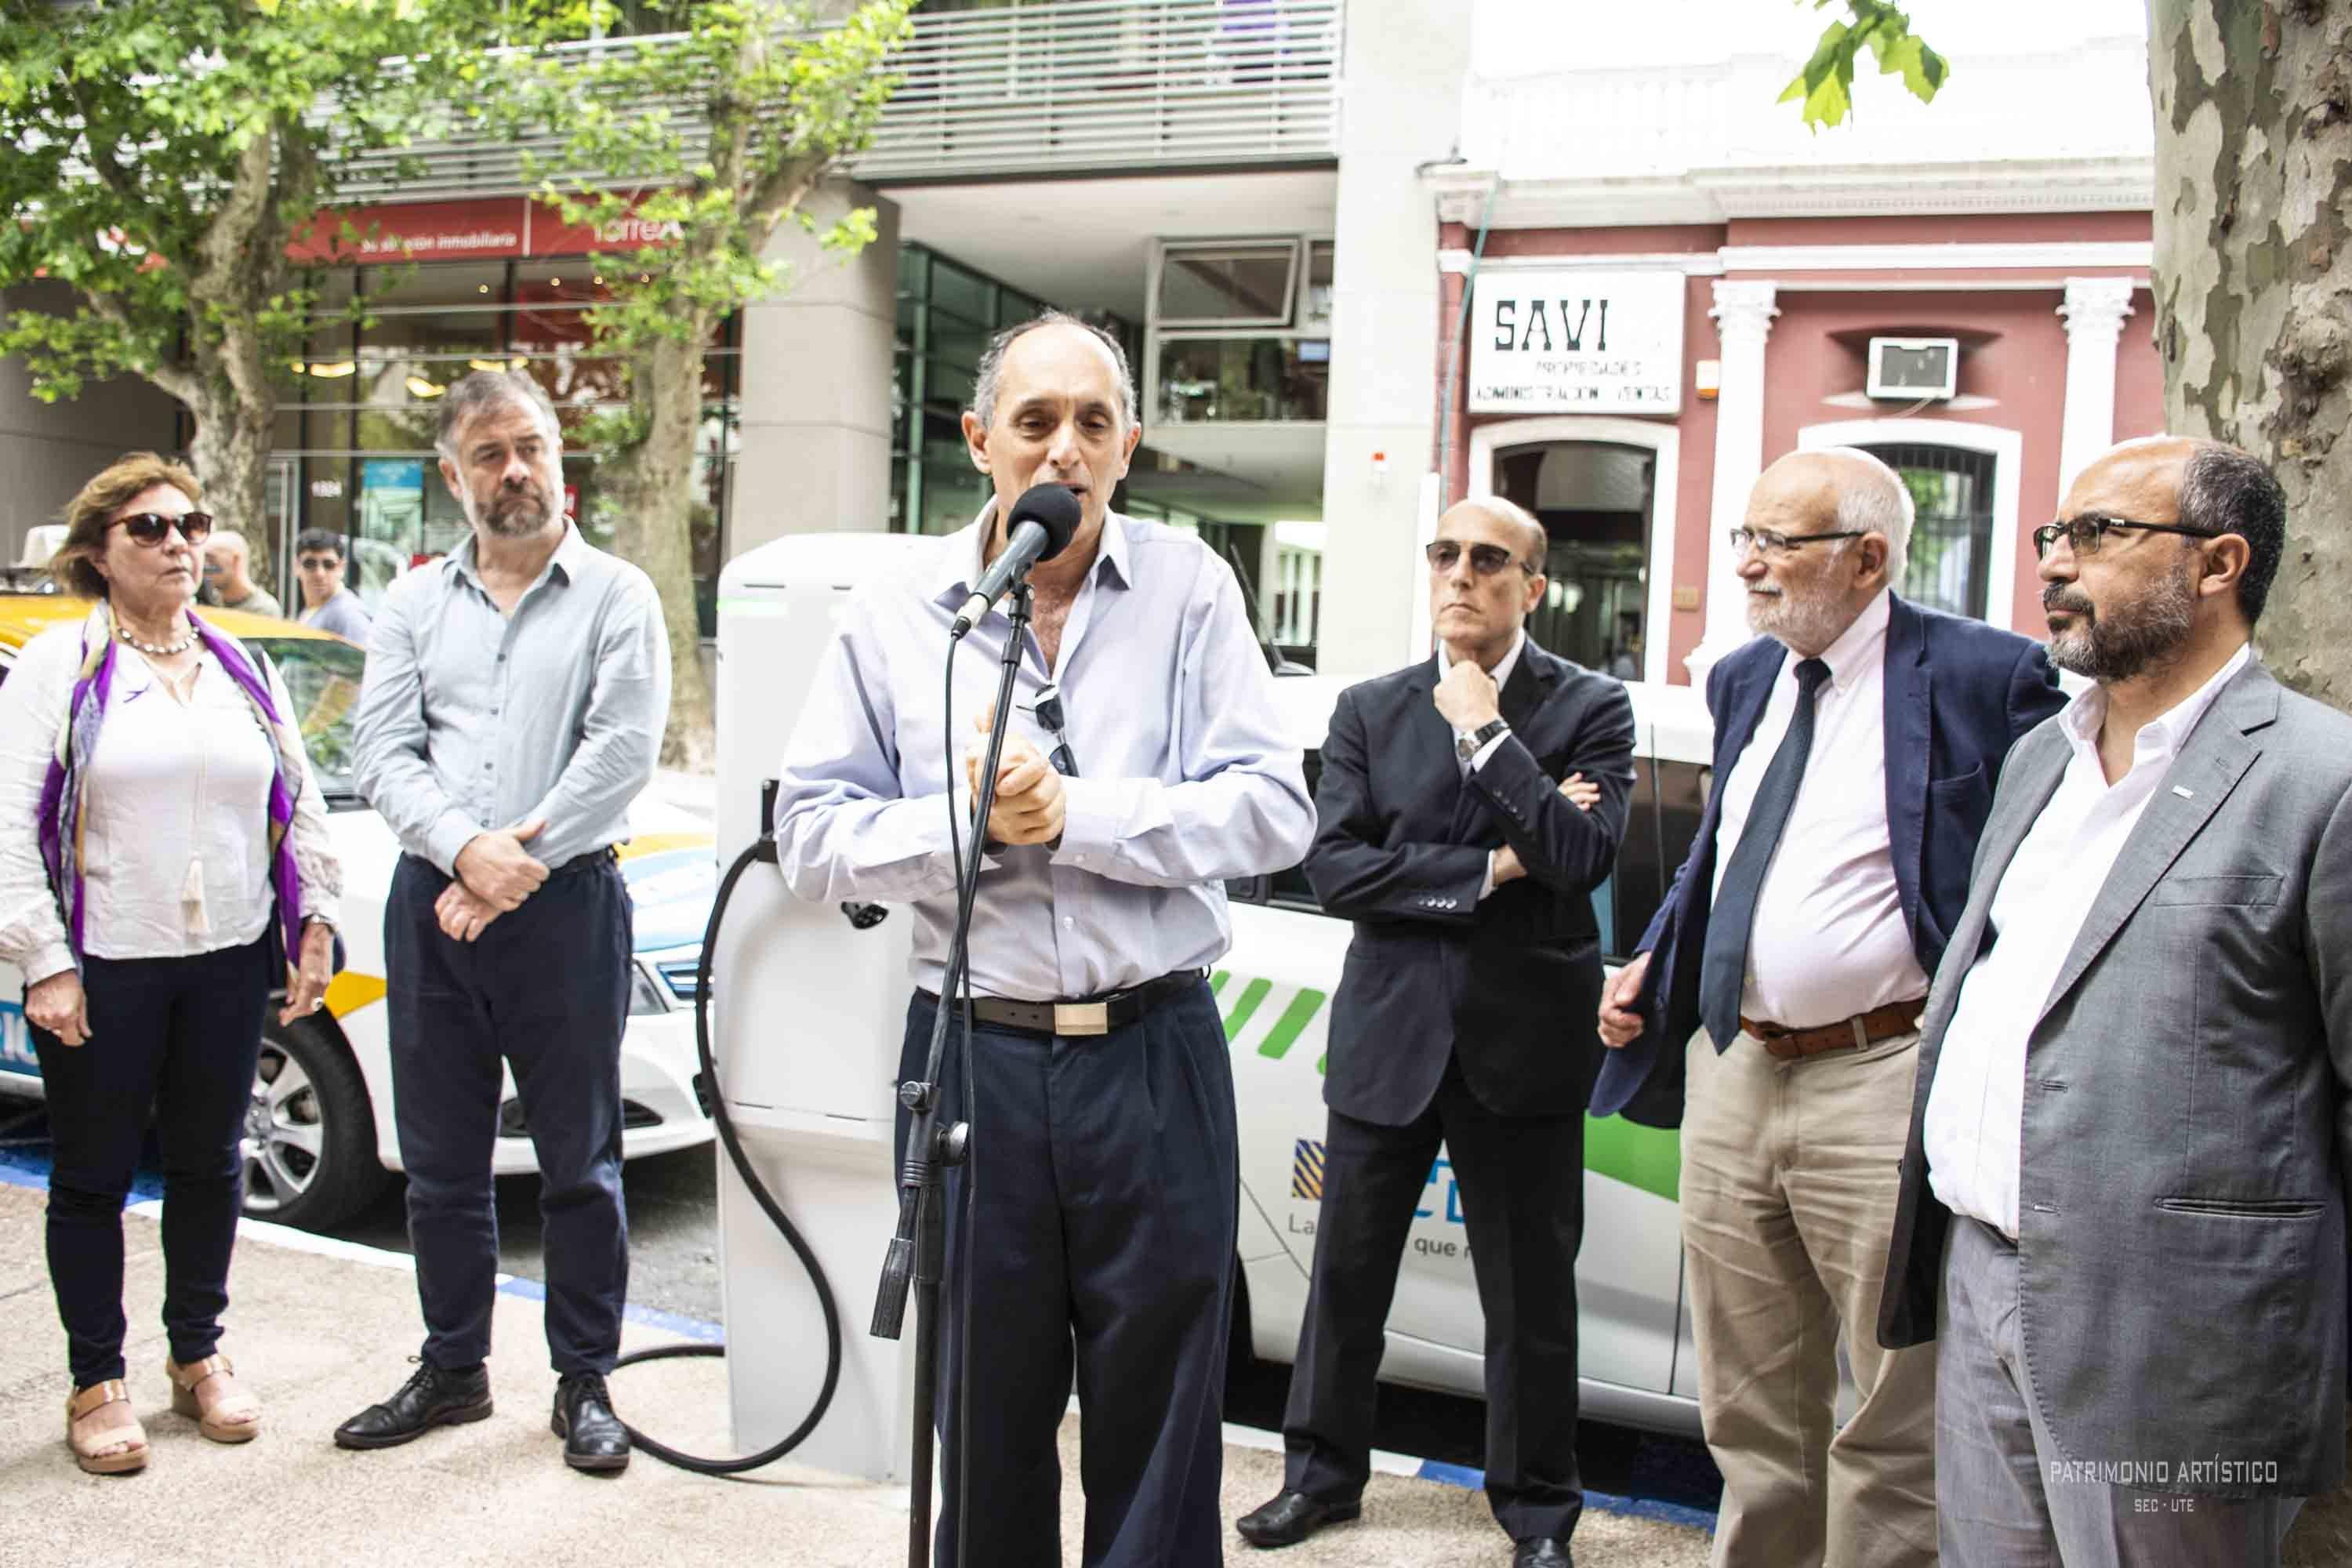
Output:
[2045,561,2197,682]
[475,481,554,538]
[1746,583,1851,652]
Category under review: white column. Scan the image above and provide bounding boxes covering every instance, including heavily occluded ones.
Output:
[1685,279,1779,686]
[2055,276,2136,500]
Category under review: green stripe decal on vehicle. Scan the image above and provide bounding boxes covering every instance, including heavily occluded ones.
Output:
[1211,967,1682,1203]
[1220,976,1273,1038]
[1256,989,1327,1062]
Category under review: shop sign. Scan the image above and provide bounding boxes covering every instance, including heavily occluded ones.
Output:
[287,197,685,264]
[1467,270,1685,416]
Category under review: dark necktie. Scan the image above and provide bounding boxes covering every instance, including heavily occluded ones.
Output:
[1699,656,1832,1051]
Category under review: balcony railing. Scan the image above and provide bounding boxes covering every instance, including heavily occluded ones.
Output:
[328,0,1343,204]
[858,0,1344,182]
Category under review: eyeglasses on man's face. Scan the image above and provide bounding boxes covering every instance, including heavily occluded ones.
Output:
[1425,539,1534,578]
[298,555,344,574]
[1728,526,1867,561]
[2031,517,2220,561]
[111,510,213,548]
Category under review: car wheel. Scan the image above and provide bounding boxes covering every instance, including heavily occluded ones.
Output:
[241,1015,387,1232]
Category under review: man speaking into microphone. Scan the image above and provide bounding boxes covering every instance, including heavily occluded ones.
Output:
[774,311,1314,1566]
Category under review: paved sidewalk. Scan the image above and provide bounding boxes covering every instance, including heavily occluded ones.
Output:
[0,1181,1711,1566]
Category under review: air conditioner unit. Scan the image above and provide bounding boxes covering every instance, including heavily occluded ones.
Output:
[1867,337,1959,401]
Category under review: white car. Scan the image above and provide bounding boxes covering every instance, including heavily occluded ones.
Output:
[0,598,715,1230]
[1221,672,1716,1437]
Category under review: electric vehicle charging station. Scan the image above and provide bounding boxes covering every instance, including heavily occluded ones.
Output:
[710,529,933,1482]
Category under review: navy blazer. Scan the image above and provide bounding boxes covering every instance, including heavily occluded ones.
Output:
[1589,594,2064,1128]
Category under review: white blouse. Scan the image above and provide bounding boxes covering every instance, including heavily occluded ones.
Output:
[0,620,342,982]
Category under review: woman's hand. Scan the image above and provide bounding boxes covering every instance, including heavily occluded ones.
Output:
[279,920,334,1026]
[27,970,90,1047]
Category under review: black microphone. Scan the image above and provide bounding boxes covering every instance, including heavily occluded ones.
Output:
[949,484,1082,639]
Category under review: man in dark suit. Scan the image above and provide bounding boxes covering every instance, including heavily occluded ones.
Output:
[1593,449,2063,1567]
[1236,496,1635,1566]
[1880,437,2352,1566]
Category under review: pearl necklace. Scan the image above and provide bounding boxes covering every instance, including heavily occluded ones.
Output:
[117,623,198,657]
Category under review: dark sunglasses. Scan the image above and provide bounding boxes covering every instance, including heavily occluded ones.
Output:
[111,510,213,546]
[297,555,345,571]
[1425,539,1534,577]
[1018,683,1080,779]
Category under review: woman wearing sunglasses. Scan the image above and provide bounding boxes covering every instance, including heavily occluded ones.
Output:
[0,453,341,1474]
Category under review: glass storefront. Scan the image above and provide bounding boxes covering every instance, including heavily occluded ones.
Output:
[215,256,741,635]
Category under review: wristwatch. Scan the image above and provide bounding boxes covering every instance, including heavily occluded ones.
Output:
[1457,717,1511,762]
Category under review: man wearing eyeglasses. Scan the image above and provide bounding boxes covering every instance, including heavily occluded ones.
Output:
[1592,448,2063,1567]
[1878,437,2352,1565]
[1238,497,1632,1566]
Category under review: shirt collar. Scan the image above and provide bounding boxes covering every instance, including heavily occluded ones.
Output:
[1437,628,1527,689]
[930,497,1130,607]
[1794,588,1891,694]
[446,518,582,593]
[2059,640,2252,764]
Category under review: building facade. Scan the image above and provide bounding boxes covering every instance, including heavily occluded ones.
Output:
[1,0,2160,681]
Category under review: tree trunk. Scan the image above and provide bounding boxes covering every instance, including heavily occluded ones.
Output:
[181,365,276,593]
[2149,5,2352,1559]
[2149,0,2352,704]
[601,330,717,773]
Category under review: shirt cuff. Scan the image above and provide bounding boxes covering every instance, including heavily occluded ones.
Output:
[300,896,340,932]
[25,942,76,987]
[427,811,484,879]
[1466,731,1510,771]
[1478,851,1499,902]
[1049,776,1129,871]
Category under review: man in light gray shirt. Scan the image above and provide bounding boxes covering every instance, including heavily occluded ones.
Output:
[293,528,372,644]
[776,313,1314,1566]
[339,370,669,1475]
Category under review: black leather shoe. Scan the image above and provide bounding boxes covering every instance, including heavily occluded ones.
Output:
[1236,1490,1360,1548]
[334,1359,492,1450]
[1512,1538,1573,1568]
[551,1372,630,1474]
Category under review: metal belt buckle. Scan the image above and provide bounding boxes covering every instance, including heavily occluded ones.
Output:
[1850,1016,1871,1051]
[1054,1000,1111,1036]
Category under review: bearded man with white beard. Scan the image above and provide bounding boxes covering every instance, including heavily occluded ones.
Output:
[1593,447,2063,1568]
[340,370,671,1473]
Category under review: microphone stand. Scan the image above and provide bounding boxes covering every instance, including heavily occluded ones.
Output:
[872,579,1033,1568]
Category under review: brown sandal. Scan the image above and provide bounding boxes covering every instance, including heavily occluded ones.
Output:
[166,1354,262,1443]
[66,1380,149,1475]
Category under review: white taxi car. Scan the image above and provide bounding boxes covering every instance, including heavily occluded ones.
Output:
[0,596,715,1230]
[1221,671,1715,1437]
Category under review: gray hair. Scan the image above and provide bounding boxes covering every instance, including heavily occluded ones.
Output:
[1820,445,1913,586]
[435,370,561,459]
[969,310,1138,431]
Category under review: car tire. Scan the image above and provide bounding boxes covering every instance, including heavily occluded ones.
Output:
[241,1014,387,1232]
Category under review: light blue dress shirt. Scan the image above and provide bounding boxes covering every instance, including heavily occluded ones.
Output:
[352,522,670,876]
[774,506,1316,1002]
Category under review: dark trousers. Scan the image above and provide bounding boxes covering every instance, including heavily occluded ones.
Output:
[32,935,273,1388]
[1283,1058,1587,1543]
[897,979,1237,1568]
[386,851,631,1375]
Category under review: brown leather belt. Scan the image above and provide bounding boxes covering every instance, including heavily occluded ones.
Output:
[1741,999,1926,1061]
[916,969,1207,1039]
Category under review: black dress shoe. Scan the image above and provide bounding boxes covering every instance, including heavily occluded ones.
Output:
[334,1359,492,1450]
[1512,1538,1573,1568]
[1236,1490,1361,1548]
[551,1372,630,1474]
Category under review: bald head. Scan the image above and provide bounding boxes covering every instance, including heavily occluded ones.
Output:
[2062,434,2285,626]
[1440,496,1548,570]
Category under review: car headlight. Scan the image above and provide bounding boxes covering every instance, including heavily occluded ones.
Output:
[628,963,670,1016]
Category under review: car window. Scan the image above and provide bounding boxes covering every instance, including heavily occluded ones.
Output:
[249,635,365,805]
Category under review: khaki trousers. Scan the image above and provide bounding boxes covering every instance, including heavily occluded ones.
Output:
[1681,1026,1939,1568]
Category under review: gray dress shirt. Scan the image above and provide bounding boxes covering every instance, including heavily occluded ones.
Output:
[353,523,670,876]
[774,506,1316,1002]
[302,587,373,645]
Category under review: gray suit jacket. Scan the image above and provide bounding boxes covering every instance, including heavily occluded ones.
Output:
[1879,659,2352,1497]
